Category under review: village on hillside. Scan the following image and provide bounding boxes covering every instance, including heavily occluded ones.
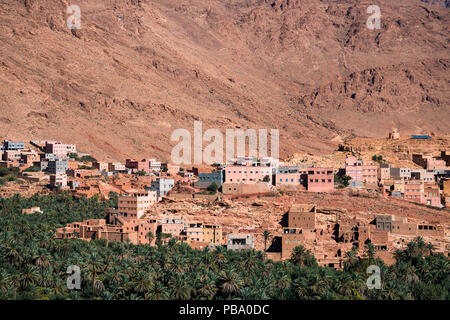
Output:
[1,129,449,269]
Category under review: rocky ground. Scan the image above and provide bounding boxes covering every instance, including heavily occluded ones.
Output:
[145,189,450,250]
[0,0,449,161]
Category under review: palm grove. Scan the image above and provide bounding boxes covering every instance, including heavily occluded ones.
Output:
[0,192,448,300]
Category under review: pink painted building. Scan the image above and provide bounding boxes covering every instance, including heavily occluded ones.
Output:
[362,161,378,188]
[307,168,335,192]
[423,183,441,207]
[404,180,424,204]
[161,215,185,237]
[224,165,272,184]
[117,191,157,219]
[345,156,378,188]
[275,173,302,186]
[426,158,447,170]
[125,159,148,173]
[45,141,76,157]
[118,217,158,245]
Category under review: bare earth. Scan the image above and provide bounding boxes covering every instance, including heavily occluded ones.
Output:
[0,0,449,161]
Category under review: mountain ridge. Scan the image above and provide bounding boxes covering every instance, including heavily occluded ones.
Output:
[0,0,448,161]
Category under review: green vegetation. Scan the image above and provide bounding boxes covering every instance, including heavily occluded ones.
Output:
[334,173,352,188]
[136,170,146,176]
[80,155,97,163]
[78,165,94,170]
[206,182,218,193]
[263,175,270,182]
[0,193,448,300]
[262,230,272,252]
[23,166,40,173]
[372,155,384,163]
[68,153,79,160]
[68,153,97,163]
[0,167,19,177]
[0,168,19,186]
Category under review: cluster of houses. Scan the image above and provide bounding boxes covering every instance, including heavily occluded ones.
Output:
[55,189,254,251]
[274,203,448,268]
[377,151,450,208]
[3,138,448,209]
[3,137,449,267]
[193,156,335,195]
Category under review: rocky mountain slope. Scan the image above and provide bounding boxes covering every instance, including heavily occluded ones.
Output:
[0,0,449,161]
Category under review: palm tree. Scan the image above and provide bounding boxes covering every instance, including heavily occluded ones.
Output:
[219,269,243,299]
[290,246,317,267]
[133,272,153,295]
[198,276,218,300]
[363,243,376,264]
[170,275,192,300]
[8,270,21,300]
[87,253,103,299]
[262,230,272,252]
[147,231,155,246]
[20,265,39,289]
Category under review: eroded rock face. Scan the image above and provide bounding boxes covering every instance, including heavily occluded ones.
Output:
[0,0,449,161]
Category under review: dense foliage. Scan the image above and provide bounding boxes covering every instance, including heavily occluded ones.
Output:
[0,193,448,300]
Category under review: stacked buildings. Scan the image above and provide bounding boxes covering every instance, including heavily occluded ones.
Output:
[345,156,378,188]
[277,204,448,267]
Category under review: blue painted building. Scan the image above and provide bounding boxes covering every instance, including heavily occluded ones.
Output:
[2,140,25,150]
[195,171,224,188]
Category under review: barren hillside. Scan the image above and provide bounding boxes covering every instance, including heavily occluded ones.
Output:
[0,0,449,161]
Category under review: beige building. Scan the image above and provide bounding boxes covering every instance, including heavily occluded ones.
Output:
[117,191,156,219]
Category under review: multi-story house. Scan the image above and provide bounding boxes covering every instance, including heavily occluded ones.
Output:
[306,168,334,192]
[403,180,424,204]
[125,159,148,173]
[186,221,204,243]
[378,163,390,181]
[2,150,21,162]
[345,156,364,188]
[2,140,25,151]
[226,234,255,251]
[93,161,109,172]
[108,162,126,172]
[45,141,76,158]
[224,165,272,184]
[50,173,67,188]
[203,224,222,245]
[362,161,378,188]
[195,170,224,188]
[423,183,441,207]
[150,177,175,201]
[47,159,68,174]
[117,191,157,219]
[345,156,378,188]
[160,215,185,237]
[390,167,411,180]
[411,170,436,183]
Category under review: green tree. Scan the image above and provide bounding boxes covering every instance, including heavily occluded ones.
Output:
[206,182,218,193]
[262,230,272,252]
